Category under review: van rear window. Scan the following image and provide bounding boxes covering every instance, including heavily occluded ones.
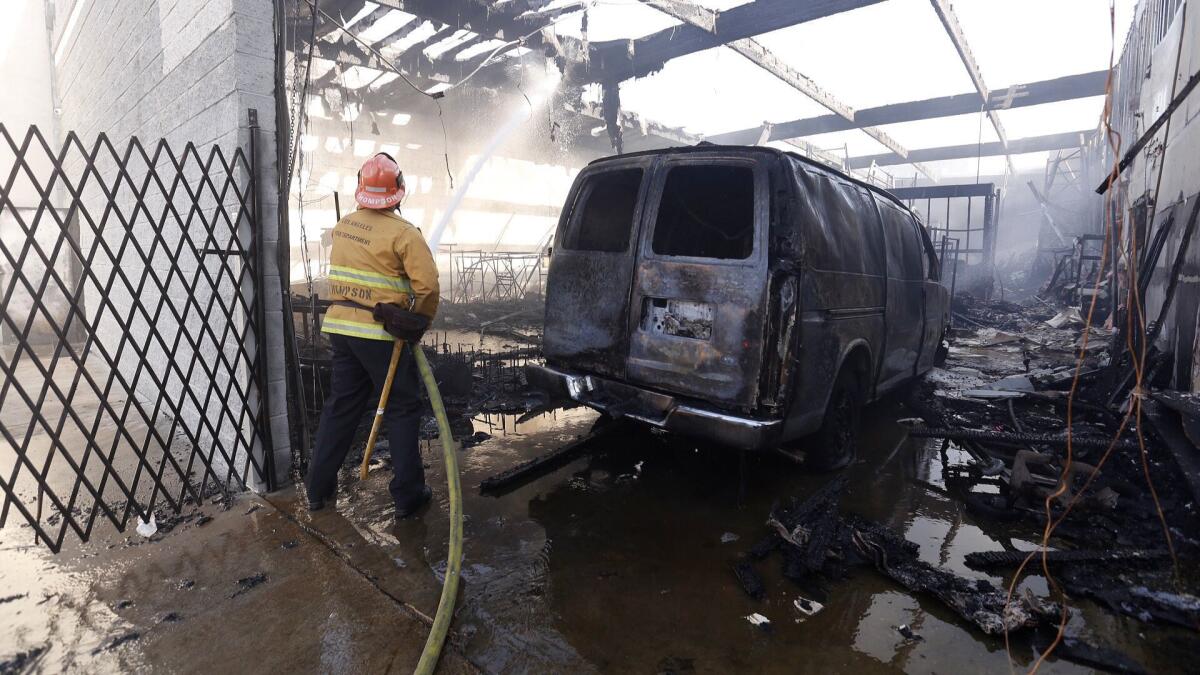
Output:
[562,169,643,253]
[651,165,754,260]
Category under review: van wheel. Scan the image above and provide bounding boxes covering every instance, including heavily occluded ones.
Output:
[807,368,863,471]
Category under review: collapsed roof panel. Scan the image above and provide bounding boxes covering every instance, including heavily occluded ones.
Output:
[543,0,682,42]
[616,47,832,137]
[751,0,977,107]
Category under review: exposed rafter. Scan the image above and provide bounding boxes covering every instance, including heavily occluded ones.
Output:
[846,130,1094,169]
[566,99,704,147]
[708,71,1108,145]
[928,0,1015,175]
[640,0,934,180]
[586,0,885,82]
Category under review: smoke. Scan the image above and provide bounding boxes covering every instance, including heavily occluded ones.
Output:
[426,65,563,251]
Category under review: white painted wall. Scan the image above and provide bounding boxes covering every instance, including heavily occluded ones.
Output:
[43,0,289,487]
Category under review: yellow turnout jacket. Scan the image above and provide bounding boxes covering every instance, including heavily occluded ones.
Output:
[321,207,439,341]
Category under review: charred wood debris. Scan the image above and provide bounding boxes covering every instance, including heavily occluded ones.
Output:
[292,296,551,454]
[735,291,1200,672]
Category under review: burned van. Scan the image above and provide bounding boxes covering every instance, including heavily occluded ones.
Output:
[527,146,949,469]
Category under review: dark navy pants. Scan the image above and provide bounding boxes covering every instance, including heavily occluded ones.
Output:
[305,333,426,509]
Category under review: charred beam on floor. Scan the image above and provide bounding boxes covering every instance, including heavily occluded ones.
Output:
[928,0,1015,175]
[708,71,1108,145]
[479,423,620,496]
[907,426,1138,450]
[585,0,885,82]
[846,130,1093,168]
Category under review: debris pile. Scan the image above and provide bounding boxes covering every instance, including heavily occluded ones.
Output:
[910,293,1200,639]
[911,295,1199,555]
[735,477,1060,637]
[734,292,1199,670]
[293,295,548,421]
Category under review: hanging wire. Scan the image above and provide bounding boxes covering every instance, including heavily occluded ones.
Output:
[1001,3,1187,671]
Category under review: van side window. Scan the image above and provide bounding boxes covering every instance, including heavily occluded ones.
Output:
[879,203,924,281]
[562,169,643,252]
[805,174,885,275]
[651,165,754,260]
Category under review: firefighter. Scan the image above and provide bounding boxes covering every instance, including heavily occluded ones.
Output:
[305,152,439,519]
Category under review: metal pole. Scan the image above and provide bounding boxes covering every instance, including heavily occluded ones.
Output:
[965,196,972,265]
[273,0,310,475]
[946,198,955,261]
[310,292,320,411]
[950,238,961,312]
[248,108,277,490]
[940,234,949,276]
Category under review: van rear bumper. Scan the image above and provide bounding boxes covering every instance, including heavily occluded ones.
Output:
[527,365,781,450]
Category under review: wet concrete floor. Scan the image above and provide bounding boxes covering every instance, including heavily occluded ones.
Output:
[1,398,1190,673]
[0,492,474,673]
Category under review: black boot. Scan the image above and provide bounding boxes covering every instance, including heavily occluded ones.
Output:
[306,487,336,512]
[395,485,432,519]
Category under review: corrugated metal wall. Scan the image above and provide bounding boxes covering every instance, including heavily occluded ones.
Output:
[1098,0,1200,390]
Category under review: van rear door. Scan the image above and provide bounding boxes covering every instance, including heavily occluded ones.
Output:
[543,160,650,379]
[624,156,770,410]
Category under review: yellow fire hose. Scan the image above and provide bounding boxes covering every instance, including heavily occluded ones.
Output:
[358,340,463,675]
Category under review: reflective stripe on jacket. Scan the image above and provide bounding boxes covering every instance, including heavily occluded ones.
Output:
[321,207,440,341]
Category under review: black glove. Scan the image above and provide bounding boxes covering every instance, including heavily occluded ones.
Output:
[372,302,430,342]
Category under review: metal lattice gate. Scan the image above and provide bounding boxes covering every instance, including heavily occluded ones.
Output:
[0,122,274,552]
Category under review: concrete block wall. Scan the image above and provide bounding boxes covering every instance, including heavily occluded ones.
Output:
[49,0,290,489]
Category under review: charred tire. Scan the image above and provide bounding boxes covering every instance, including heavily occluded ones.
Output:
[806,367,864,471]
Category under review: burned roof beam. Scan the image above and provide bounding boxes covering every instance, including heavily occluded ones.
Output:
[293,3,389,41]
[586,0,885,82]
[641,1,934,179]
[311,36,439,87]
[928,0,1015,175]
[846,130,1094,169]
[361,0,558,41]
[565,98,704,148]
[708,71,1109,145]
[311,19,526,95]
[311,7,427,88]
[317,0,574,88]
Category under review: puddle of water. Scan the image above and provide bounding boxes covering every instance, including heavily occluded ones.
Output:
[332,397,1183,673]
[0,533,143,672]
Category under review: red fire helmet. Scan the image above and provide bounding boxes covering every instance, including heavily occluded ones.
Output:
[355,153,406,209]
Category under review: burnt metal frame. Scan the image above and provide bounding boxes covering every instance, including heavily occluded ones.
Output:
[892,183,997,268]
[450,250,546,304]
[0,121,273,552]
